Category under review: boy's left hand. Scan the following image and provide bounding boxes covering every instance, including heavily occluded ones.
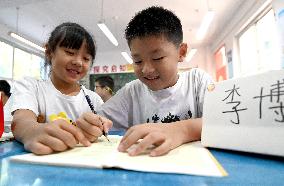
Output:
[75,112,112,142]
[117,122,187,157]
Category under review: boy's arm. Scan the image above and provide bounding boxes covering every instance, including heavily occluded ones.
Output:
[117,118,202,156]
[177,118,202,143]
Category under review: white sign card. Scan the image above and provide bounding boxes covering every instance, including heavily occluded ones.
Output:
[202,70,284,156]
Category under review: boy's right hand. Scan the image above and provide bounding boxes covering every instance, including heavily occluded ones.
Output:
[21,119,91,155]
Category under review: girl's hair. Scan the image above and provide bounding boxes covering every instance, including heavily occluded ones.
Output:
[45,22,96,65]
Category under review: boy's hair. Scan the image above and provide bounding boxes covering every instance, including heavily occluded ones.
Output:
[125,6,183,47]
[45,22,96,65]
[95,76,114,93]
[0,80,11,97]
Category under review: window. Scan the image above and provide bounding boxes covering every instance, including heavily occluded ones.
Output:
[239,26,259,75]
[14,48,33,79]
[256,10,280,71]
[238,9,280,76]
[0,40,46,80]
[0,41,13,78]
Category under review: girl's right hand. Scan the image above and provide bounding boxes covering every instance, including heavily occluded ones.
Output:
[75,112,113,142]
[21,119,91,155]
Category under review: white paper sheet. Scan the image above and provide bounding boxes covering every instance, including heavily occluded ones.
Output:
[10,135,227,177]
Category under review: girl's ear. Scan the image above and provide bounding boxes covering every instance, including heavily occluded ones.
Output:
[178,43,188,62]
[45,44,53,63]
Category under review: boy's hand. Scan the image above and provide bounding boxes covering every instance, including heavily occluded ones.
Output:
[22,119,91,155]
[118,119,202,157]
[75,112,113,142]
[117,123,184,156]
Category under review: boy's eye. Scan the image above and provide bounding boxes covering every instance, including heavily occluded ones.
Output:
[153,57,164,61]
[84,57,91,62]
[132,58,142,64]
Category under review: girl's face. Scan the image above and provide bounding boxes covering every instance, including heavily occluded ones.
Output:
[130,35,187,91]
[49,40,92,87]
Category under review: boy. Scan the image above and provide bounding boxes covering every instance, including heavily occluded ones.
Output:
[98,6,213,156]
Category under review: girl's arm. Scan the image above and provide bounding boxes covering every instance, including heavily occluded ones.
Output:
[12,109,91,155]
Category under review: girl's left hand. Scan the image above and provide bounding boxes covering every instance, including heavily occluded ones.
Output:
[75,112,113,142]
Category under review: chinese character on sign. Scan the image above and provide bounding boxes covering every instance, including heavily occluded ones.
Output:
[93,66,100,73]
[111,65,117,73]
[120,65,126,72]
[222,84,248,124]
[102,66,109,73]
[253,79,284,122]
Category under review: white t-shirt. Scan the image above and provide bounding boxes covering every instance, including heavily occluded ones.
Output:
[10,77,103,123]
[98,68,213,130]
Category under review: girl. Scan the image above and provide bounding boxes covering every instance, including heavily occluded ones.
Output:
[11,22,112,155]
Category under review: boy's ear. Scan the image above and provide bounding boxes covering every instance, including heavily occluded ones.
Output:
[178,43,188,62]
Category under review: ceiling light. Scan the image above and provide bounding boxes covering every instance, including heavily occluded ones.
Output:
[121,52,133,64]
[185,49,197,62]
[98,23,118,46]
[9,32,45,52]
[196,11,215,40]
[97,0,118,46]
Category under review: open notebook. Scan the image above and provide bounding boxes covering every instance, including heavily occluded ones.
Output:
[10,135,227,177]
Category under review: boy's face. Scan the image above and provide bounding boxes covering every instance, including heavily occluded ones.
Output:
[130,35,187,91]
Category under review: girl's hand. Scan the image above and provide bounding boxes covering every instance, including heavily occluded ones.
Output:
[75,112,113,142]
[118,119,201,156]
[21,119,91,155]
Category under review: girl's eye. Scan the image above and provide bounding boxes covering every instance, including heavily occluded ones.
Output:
[65,50,74,55]
[134,61,142,64]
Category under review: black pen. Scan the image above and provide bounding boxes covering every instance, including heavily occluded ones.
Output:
[81,86,110,142]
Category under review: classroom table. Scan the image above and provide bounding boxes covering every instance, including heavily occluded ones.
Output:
[0,131,284,186]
